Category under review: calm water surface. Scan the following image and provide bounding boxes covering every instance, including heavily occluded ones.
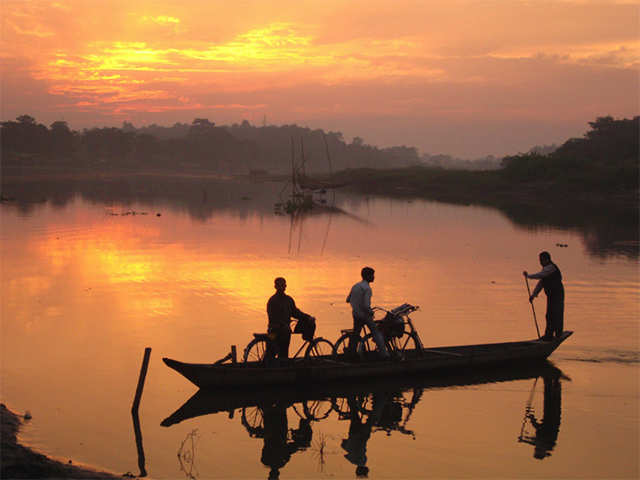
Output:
[1,178,638,479]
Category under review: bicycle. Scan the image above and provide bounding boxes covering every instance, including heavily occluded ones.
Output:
[243,327,334,363]
[356,387,423,439]
[241,398,330,440]
[332,303,424,360]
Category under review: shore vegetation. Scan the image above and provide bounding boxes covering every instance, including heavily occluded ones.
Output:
[321,116,638,207]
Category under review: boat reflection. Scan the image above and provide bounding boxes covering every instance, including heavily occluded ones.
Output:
[161,362,567,478]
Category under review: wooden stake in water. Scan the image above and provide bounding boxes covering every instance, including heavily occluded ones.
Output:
[132,347,151,477]
[132,347,152,413]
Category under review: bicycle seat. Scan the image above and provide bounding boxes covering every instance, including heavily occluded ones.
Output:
[340,328,354,335]
[252,333,270,340]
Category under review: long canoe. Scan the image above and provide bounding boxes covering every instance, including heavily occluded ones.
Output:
[162,331,572,389]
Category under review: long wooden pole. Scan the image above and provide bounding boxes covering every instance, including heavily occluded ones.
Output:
[322,133,333,179]
[131,347,151,477]
[290,136,297,195]
[518,376,539,442]
[300,136,306,179]
[524,277,541,339]
[132,347,152,413]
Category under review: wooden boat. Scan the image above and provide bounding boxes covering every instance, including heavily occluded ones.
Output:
[162,331,573,390]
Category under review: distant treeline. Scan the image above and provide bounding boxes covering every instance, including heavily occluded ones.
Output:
[2,114,636,188]
[500,116,639,192]
[0,115,420,174]
[326,116,639,202]
[420,152,503,170]
[420,143,558,171]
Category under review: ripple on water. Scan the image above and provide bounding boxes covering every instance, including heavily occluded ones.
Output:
[560,348,640,365]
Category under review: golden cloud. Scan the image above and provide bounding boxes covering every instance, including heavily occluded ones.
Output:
[142,15,181,25]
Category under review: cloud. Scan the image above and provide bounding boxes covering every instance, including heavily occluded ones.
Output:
[1,0,637,157]
[142,15,180,25]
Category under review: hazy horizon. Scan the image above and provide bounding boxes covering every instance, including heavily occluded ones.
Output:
[2,0,638,158]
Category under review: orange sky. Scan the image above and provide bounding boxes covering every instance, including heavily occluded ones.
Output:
[1,0,638,157]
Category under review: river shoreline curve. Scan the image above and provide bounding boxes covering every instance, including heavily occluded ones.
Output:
[1,404,122,479]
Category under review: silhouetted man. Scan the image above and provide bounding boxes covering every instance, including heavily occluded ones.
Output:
[261,401,294,479]
[346,267,389,358]
[267,277,314,360]
[260,400,312,480]
[524,252,565,341]
[341,393,387,477]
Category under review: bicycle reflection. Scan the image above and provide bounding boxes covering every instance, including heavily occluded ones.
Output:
[241,401,314,479]
[239,390,417,479]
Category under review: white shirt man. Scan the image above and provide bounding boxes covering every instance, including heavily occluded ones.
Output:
[346,267,389,358]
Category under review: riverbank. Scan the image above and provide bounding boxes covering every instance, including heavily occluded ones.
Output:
[3,164,638,208]
[1,404,122,479]
[314,166,639,208]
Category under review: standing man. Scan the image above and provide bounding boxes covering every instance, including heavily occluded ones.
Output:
[523,252,565,341]
[346,267,389,358]
[267,277,314,360]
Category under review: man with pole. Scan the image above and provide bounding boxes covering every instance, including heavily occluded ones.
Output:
[523,251,565,341]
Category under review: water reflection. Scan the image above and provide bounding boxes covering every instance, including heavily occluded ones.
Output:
[177,429,199,480]
[260,401,309,479]
[339,388,421,477]
[2,174,637,258]
[518,368,565,460]
[161,363,567,478]
[131,409,147,477]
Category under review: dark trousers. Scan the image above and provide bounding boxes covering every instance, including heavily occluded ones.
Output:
[544,293,564,339]
[350,313,388,355]
[268,325,291,359]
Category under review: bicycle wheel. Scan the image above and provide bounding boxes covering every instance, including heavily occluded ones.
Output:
[355,393,375,415]
[360,333,380,356]
[332,333,351,358]
[303,399,333,421]
[331,396,350,416]
[334,395,369,416]
[387,331,420,356]
[243,338,269,362]
[241,406,264,437]
[304,338,334,358]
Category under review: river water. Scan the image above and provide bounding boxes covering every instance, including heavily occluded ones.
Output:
[1,176,638,479]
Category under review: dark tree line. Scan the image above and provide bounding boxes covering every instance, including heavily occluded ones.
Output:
[4,114,634,184]
[1,115,420,174]
[500,116,639,192]
[1,115,255,173]
[226,120,420,173]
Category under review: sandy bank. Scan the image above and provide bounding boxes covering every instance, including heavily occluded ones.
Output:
[1,404,123,479]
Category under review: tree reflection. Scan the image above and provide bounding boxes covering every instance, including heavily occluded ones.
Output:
[3,175,636,258]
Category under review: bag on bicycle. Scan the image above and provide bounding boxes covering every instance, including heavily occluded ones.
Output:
[293,315,316,341]
[381,312,404,338]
